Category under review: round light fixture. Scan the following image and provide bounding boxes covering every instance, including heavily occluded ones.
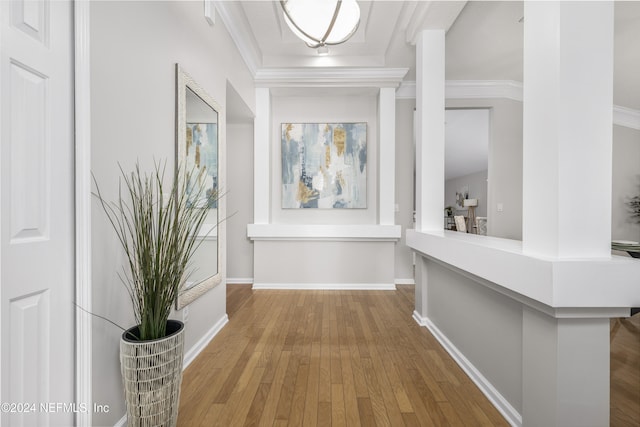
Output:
[281,0,360,49]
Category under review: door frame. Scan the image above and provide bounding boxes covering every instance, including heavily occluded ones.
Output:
[74,1,92,426]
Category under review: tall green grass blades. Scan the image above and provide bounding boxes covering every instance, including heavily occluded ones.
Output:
[93,161,217,341]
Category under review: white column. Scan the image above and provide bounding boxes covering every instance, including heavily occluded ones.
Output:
[521,4,614,424]
[522,1,613,258]
[523,308,610,426]
[378,87,396,225]
[254,88,270,224]
[415,30,445,232]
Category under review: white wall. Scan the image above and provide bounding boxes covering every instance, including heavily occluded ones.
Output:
[254,241,395,285]
[426,259,523,414]
[227,123,255,280]
[395,99,416,282]
[445,170,488,218]
[612,124,640,242]
[252,92,398,287]
[90,2,253,425]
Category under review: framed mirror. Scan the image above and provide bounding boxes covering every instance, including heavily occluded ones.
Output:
[175,64,225,309]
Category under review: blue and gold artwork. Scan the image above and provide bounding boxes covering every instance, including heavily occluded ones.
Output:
[281,123,367,209]
[186,122,218,208]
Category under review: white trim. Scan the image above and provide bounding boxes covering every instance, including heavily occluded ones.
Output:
[247,224,402,242]
[398,80,524,101]
[213,0,260,75]
[252,283,396,291]
[396,81,416,99]
[74,1,92,426]
[613,105,640,130]
[405,1,467,45]
[204,0,215,26]
[422,317,522,427]
[254,67,409,88]
[227,278,254,285]
[395,278,415,285]
[406,229,640,310]
[183,314,229,369]
[412,310,427,327]
[401,80,640,131]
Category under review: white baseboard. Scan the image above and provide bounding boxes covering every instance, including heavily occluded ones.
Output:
[252,282,396,291]
[114,314,229,427]
[420,316,522,427]
[227,277,254,285]
[412,310,428,327]
[183,314,229,369]
[395,278,415,285]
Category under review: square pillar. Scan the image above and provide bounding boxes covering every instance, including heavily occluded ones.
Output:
[522,308,610,426]
[254,88,270,224]
[415,30,445,232]
[522,1,614,258]
[378,87,396,225]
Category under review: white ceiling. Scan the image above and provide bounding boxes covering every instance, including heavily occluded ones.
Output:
[225,1,640,110]
[224,1,639,179]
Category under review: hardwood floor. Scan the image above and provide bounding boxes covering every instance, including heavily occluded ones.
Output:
[610,314,640,426]
[178,285,640,426]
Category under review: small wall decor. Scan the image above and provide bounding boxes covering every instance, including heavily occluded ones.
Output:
[281,122,367,209]
[455,185,469,209]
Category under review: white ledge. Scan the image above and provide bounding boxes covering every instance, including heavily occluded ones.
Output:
[254,67,409,88]
[248,224,401,242]
[406,229,640,312]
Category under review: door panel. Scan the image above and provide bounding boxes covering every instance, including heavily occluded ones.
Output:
[1,0,75,425]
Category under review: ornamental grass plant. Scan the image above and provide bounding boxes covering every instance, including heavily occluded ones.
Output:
[93,161,215,341]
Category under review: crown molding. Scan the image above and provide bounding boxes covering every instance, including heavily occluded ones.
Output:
[447,80,524,101]
[398,80,524,101]
[399,80,640,131]
[405,1,467,44]
[396,81,417,99]
[613,105,640,130]
[214,0,261,76]
[254,67,409,88]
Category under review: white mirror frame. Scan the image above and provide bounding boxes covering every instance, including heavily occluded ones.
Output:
[175,64,225,309]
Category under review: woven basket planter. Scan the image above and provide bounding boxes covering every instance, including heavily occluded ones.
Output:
[120,320,185,427]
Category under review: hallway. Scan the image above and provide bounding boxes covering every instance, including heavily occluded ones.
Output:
[178,285,510,426]
[178,285,639,426]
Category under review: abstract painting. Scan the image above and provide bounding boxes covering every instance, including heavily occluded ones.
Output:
[281,123,367,209]
[184,122,218,208]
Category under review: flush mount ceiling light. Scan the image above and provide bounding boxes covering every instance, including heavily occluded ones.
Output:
[317,45,329,56]
[280,0,361,49]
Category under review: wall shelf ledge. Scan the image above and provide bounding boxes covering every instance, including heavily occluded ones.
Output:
[248,224,401,242]
[406,229,640,315]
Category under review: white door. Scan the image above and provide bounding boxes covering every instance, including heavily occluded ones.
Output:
[0,0,75,426]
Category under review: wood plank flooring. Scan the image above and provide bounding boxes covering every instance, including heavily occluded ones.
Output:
[610,314,640,426]
[178,285,640,426]
[178,285,508,426]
